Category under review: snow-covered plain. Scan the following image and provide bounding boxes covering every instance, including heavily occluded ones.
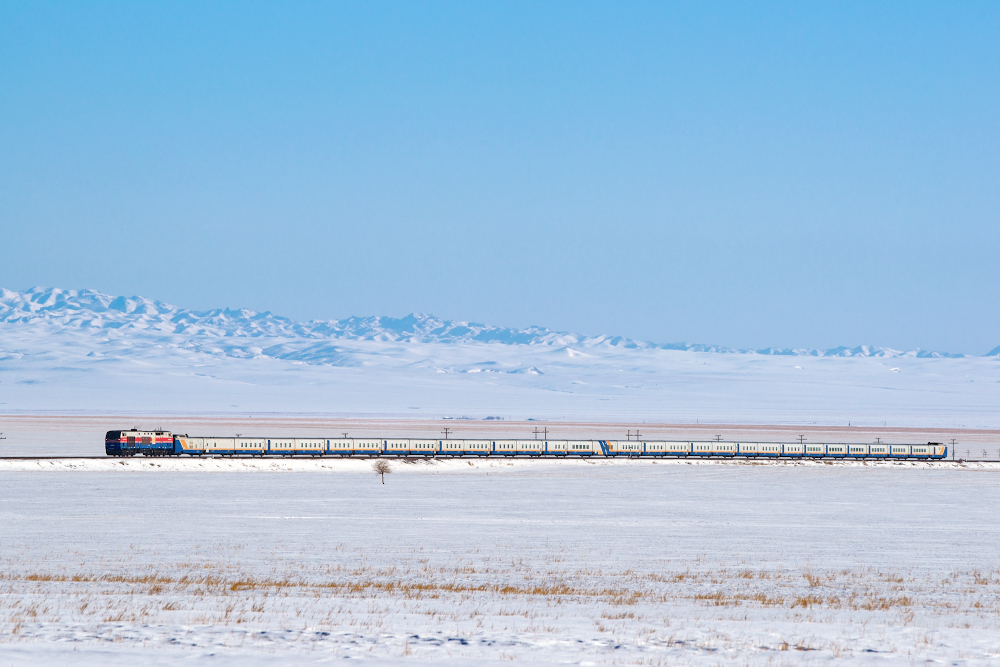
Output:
[2,287,1000,427]
[1,461,999,665]
[3,288,1000,665]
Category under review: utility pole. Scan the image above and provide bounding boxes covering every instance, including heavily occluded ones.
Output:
[714,435,722,442]
[532,427,548,440]
[442,427,451,440]
[951,439,957,461]
[798,435,806,445]
[342,433,349,438]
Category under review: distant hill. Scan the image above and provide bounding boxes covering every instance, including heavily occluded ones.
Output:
[0,286,973,359]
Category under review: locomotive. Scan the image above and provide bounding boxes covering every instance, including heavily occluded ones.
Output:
[105,429,947,459]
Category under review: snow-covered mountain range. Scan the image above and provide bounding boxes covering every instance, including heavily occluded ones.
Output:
[0,287,975,359]
[1,287,997,426]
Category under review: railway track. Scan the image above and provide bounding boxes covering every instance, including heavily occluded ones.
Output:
[0,455,974,462]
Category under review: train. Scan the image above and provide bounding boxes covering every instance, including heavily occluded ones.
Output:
[105,429,948,459]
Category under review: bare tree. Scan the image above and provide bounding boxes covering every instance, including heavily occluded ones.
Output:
[373,459,392,484]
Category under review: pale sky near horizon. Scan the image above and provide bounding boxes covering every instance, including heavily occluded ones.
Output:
[1,2,998,353]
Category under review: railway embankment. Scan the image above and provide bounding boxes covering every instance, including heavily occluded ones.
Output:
[0,457,996,473]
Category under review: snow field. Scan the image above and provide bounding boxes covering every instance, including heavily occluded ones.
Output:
[1,465,999,664]
[0,456,998,473]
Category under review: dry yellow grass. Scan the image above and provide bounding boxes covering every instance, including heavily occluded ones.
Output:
[2,562,995,616]
[0,555,997,664]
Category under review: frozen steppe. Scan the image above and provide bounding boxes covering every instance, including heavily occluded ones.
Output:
[3,288,999,664]
[1,460,999,665]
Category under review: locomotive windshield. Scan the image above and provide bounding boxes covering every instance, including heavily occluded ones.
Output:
[105,431,121,439]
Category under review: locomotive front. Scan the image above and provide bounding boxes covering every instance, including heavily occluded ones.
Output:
[105,429,174,457]
[104,431,125,456]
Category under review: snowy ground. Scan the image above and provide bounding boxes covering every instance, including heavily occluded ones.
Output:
[4,324,1000,428]
[1,456,998,473]
[1,461,999,665]
[3,288,998,664]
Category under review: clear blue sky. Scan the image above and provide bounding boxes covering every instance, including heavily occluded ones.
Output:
[1,2,998,353]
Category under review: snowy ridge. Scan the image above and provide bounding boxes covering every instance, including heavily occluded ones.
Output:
[2,286,998,426]
[0,287,974,358]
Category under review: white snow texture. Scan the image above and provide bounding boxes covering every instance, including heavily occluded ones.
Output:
[1,462,999,665]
